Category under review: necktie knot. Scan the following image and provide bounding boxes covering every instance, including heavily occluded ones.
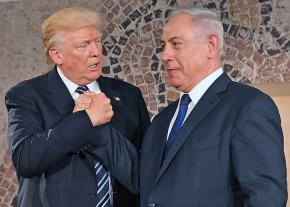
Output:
[75,86,89,94]
[180,94,191,106]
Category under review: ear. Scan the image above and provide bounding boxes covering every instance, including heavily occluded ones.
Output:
[48,48,63,65]
[207,34,219,59]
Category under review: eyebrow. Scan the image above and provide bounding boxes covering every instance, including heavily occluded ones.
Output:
[78,36,102,42]
[160,36,185,43]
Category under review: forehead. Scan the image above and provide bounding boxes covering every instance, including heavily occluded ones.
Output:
[161,14,195,41]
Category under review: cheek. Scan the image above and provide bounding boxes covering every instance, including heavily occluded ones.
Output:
[182,50,204,71]
[167,70,187,85]
[175,51,190,66]
[62,53,79,65]
[72,54,91,68]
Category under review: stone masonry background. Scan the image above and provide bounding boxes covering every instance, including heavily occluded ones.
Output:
[0,0,290,206]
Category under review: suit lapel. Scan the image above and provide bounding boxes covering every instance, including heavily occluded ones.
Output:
[98,77,139,126]
[154,73,231,184]
[155,102,179,169]
[46,67,75,117]
[97,76,120,107]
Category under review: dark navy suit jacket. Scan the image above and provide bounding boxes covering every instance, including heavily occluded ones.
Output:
[5,67,150,207]
[94,73,287,207]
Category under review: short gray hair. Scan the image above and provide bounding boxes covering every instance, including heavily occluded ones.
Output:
[168,8,224,54]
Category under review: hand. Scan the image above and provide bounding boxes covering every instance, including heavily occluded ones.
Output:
[73,92,94,113]
[85,92,113,126]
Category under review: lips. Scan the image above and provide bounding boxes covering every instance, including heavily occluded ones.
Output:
[163,64,180,71]
[89,63,99,68]
[166,67,180,71]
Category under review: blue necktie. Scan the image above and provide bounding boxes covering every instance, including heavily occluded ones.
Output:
[163,94,191,161]
[75,85,89,94]
[75,86,111,207]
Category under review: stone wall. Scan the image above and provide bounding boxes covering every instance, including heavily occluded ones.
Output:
[0,0,289,206]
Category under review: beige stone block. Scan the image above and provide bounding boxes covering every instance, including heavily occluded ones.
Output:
[166,90,179,101]
[239,14,249,27]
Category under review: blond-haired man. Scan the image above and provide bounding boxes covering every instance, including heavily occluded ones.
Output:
[5,7,150,207]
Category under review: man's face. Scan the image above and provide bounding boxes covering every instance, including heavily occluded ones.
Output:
[161,14,209,92]
[55,26,103,86]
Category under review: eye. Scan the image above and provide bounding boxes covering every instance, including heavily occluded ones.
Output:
[95,38,102,45]
[172,42,181,47]
[78,43,88,49]
[160,42,165,50]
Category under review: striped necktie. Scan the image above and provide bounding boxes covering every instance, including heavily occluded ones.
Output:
[75,85,89,94]
[163,94,191,162]
[75,86,112,207]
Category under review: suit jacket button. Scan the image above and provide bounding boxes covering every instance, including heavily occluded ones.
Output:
[148,203,157,207]
[89,192,96,199]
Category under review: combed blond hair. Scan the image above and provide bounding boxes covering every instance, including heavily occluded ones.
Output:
[41,7,104,64]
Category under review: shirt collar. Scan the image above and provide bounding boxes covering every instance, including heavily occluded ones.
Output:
[57,67,101,99]
[181,67,223,105]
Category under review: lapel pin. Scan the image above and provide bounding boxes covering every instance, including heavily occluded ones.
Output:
[114,97,120,101]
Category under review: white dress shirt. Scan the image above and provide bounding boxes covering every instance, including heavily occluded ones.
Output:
[57,67,101,101]
[167,68,223,140]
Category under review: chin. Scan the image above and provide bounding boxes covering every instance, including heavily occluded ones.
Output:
[91,69,101,75]
[89,67,101,73]
[87,73,101,81]
[168,77,179,86]
[169,83,181,90]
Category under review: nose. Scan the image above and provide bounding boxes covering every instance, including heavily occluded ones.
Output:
[89,42,101,57]
[161,45,173,63]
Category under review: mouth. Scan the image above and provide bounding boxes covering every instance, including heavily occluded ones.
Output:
[166,67,180,71]
[88,63,99,69]
[163,64,180,71]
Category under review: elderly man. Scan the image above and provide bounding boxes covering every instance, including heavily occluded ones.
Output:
[92,8,287,207]
[5,7,150,207]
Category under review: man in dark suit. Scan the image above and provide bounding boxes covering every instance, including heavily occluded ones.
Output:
[5,7,150,207]
[92,8,287,207]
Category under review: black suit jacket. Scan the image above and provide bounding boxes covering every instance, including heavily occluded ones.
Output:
[5,67,150,207]
[93,73,287,207]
